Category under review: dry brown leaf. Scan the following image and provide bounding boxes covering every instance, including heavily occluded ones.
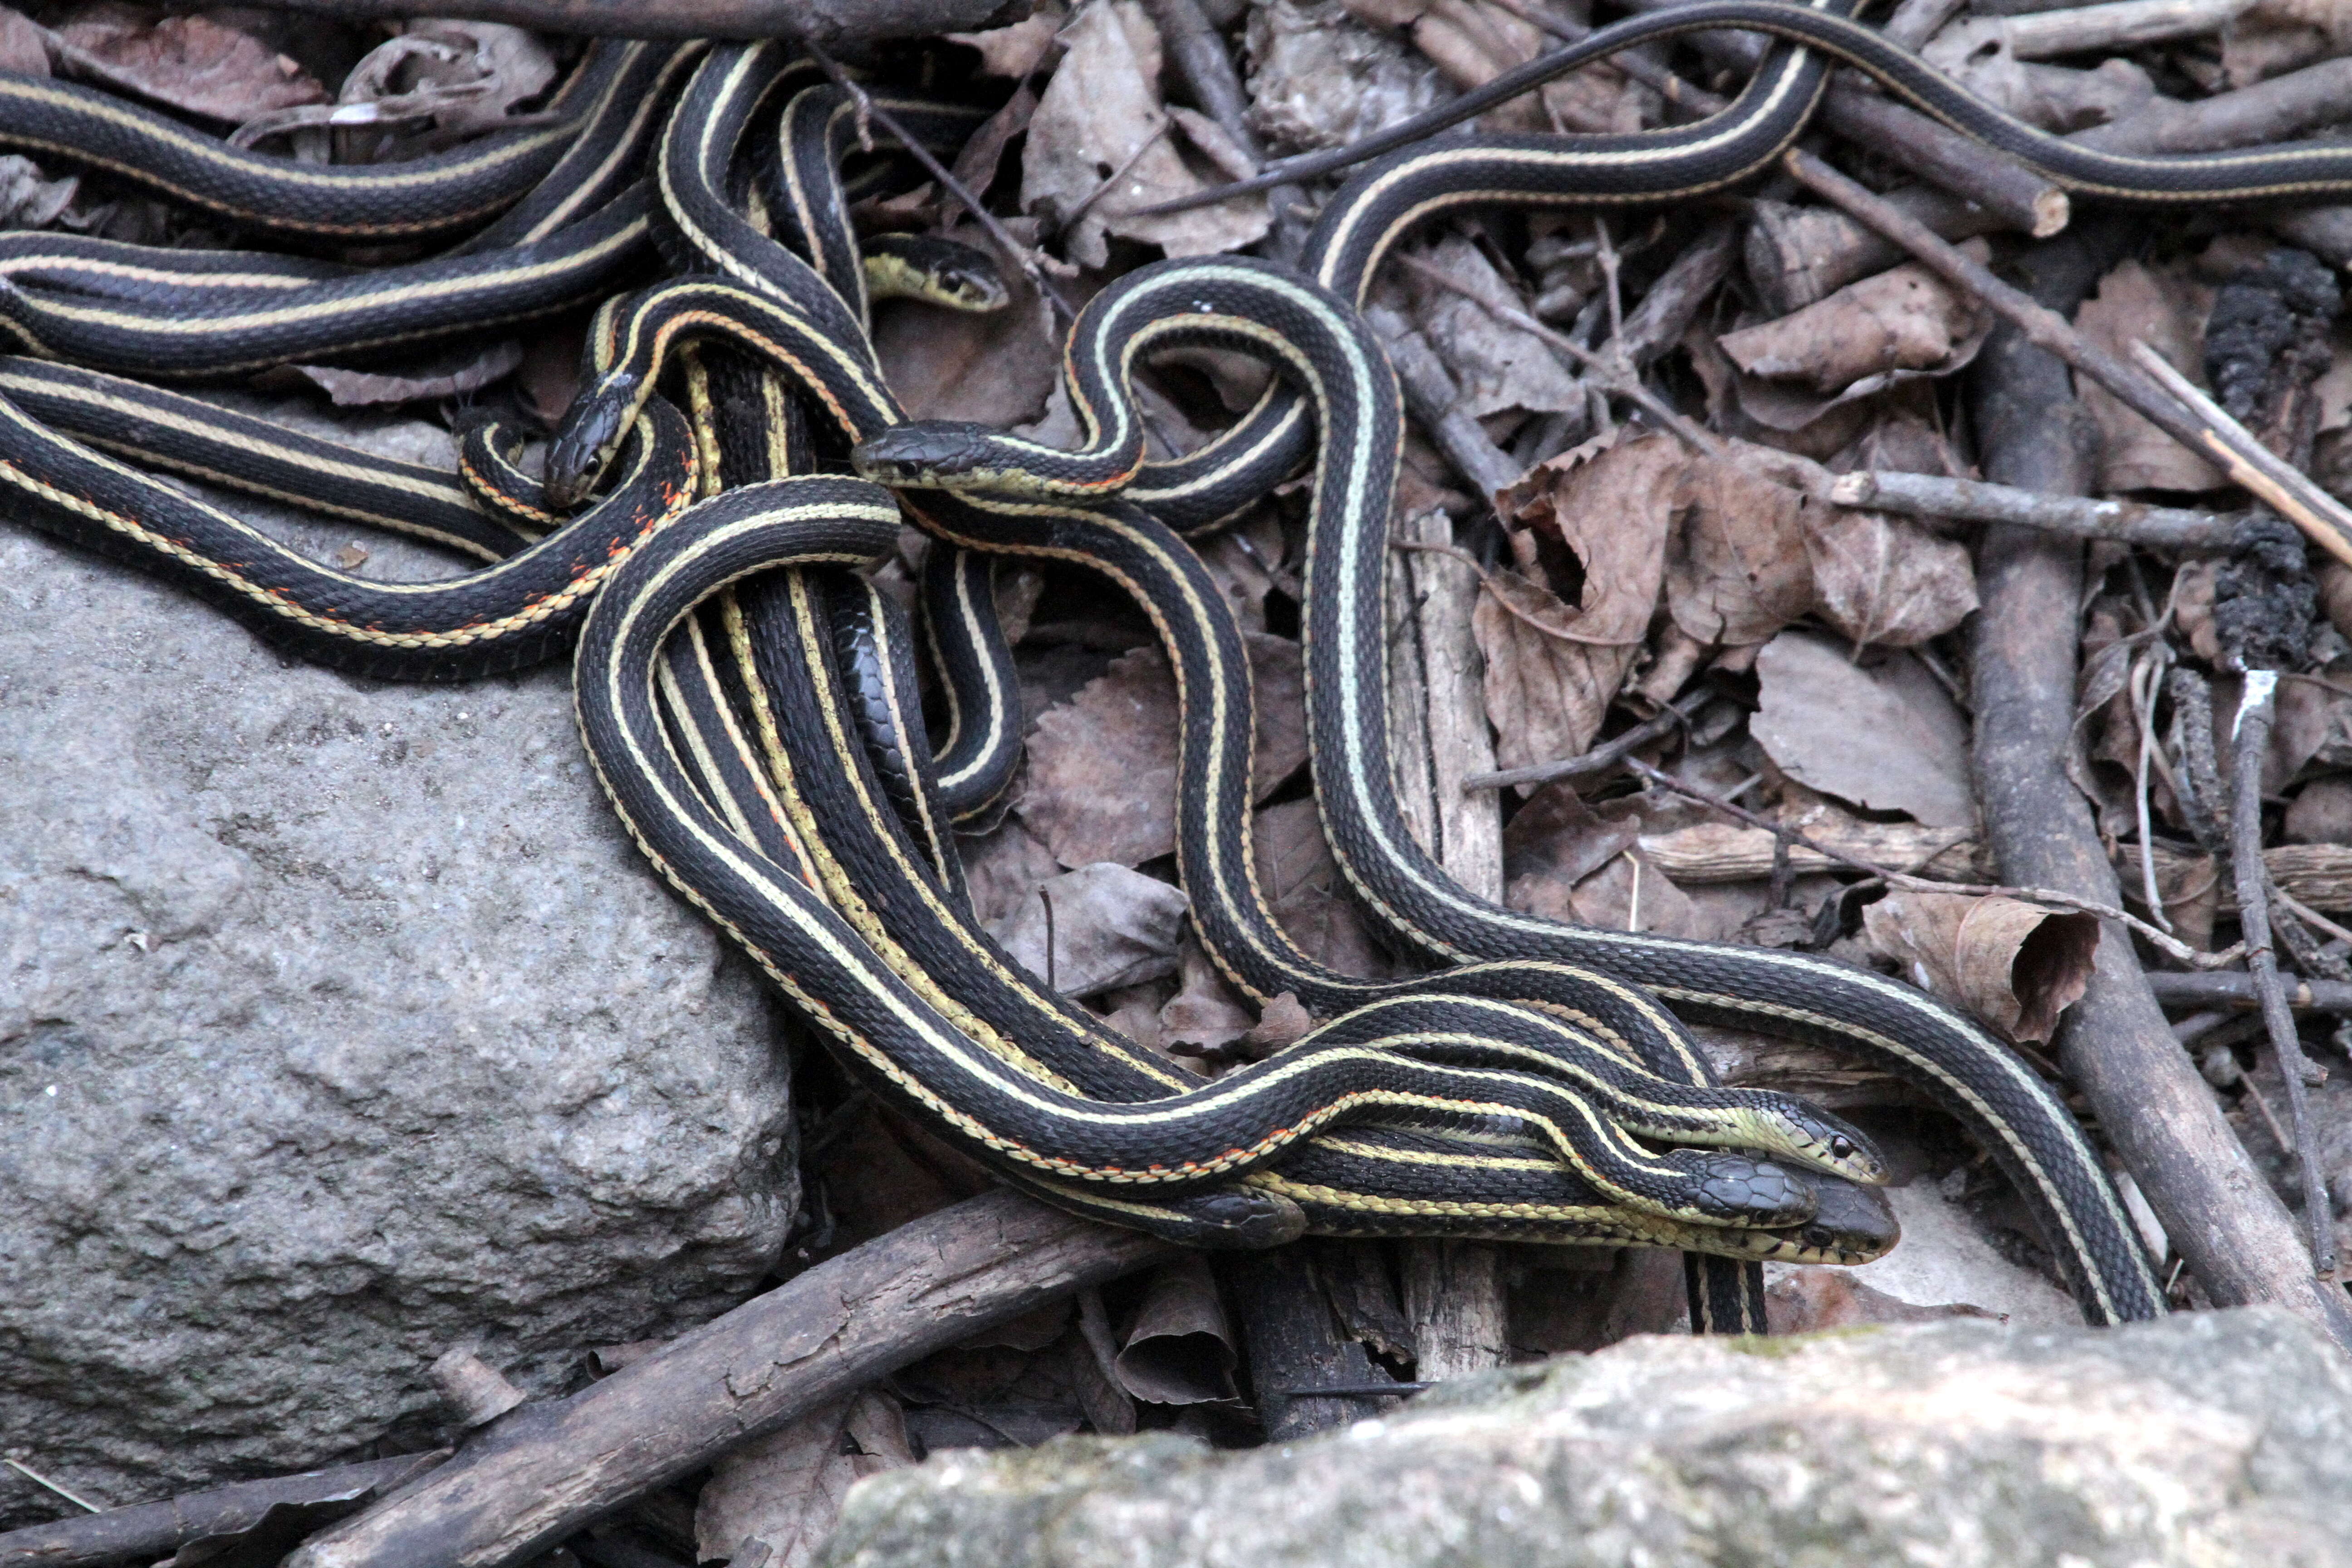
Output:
[1157,932,1256,1054]
[292,340,521,407]
[1720,258,1992,397]
[2078,259,2223,493]
[2224,0,2352,87]
[0,153,76,227]
[1406,233,1582,420]
[947,82,1039,208]
[2286,777,2352,844]
[0,8,46,74]
[1665,453,1815,647]
[949,5,1066,77]
[57,13,323,120]
[1241,991,1314,1051]
[1502,784,1640,919]
[874,223,1060,427]
[985,861,1189,998]
[1803,505,1979,648]
[1765,1269,1995,1333]
[695,1390,915,1568]
[1474,569,1633,773]
[1243,0,1444,155]
[960,815,1066,926]
[1019,633,1306,868]
[1113,1255,1238,1404]
[1751,631,1975,828]
[1561,848,1703,938]
[1497,432,1679,644]
[1022,0,1268,267]
[1862,890,2099,1044]
[1252,798,1392,979]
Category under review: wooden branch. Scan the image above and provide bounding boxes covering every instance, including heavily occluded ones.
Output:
[1935,0,2256,63]
[2147,970,2352,1014]
[1619,0,2067,237]
[1827,470,2244,550]
[0,1455,443,1568]
[2073,57,2352,156]
[167,0,1028,40]
[1961,216,2352,1348]
[1365,305,1523,499]
[1821,87,2070,238]
[2226,674,2338,1273]
[1744,186,2010,314]
[1781,149,2352,569]
[284,1193,1173,1568]
[1643,819,2352,914]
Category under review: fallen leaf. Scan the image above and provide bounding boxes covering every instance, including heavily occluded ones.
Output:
[960,815,1065,926]
[695,1391,916,1568]
[1802,505,1979,648]
[1751,630,1975,828]
[0,153,77,227]
[1406,232,1582,420]
[2078,259,2223,493]
[949,5,1066,77]
[2223,0,2352,88]
[946,80,1039,203]
[1719,257,1993,397]
[873,223,1059,427]
[1559,847,1703,938]
[2286,776,2352,844]
[1474,568,1632,774]
[1251,798,1393,979]
[1501,784,1640,919]
[1243,0,1444,155]
[1765,1268,1997,1333]
[1112,1255,1239,1404]
[1240,991,1314,1051]
[1158,931,1256,1055]
[292,340,522,407]
[1862,890,2100,1044]
[1019,633,1307,868]
[0,8,46,74]
[57,13,324,121]
[1665,453,1815,647]
[1021,0,1268,268]
[985,861,1189,998]
[346,21,555,136]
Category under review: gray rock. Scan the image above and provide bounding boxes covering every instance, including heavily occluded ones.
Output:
[0,441,798,1520]
[815,1307,2352,1568]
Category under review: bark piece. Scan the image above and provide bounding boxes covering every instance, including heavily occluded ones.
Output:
[280,1193,1176,1568]
[1862,890,2100,1044]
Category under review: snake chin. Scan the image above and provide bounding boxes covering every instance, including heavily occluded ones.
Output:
[1794,1175,1902,1264]
[1163,1188,1309,1250]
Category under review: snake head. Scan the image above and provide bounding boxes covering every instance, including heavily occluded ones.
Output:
[1686,1153,1817,1228]
[1788,1175,1901,1265]
[544,372,642,510]
[852,420,1017,490]
[863,234,1011,314]
[1768,1104,1891,1186]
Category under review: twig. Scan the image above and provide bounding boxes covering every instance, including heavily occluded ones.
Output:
[1779,148,2352,568]
[1828,470,2243,551]
[283,1194,1175,1568]
[0,1458,100,1515]
[1463,687,1716,790]
[0,1455,445,1568]
[798,39,1080,327]
[2228,674,2339,1274]
[2146,970,2352,1014]
[1620,757,2235,968]
[162,0,1019,40]
[1395,252,1727,457]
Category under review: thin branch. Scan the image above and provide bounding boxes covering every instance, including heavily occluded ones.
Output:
[1828,470,2244,550]
[1622,757,2240,968]
[1780,148,2352,567]
[2228,673,2339,1274]
[799,39,1080,327]
[1463,687,1717,790]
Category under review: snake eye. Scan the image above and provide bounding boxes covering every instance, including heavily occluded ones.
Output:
[1830,1135,1856,1159]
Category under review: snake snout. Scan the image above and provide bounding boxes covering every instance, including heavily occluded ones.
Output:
[545,382,636,509]
[852,420,1004,485]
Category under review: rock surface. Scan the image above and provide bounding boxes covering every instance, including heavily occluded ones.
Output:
[815,1307,2352,1568]
[0,423,798,1521]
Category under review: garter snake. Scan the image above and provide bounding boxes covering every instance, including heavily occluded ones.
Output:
[853,253,2169,1325]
